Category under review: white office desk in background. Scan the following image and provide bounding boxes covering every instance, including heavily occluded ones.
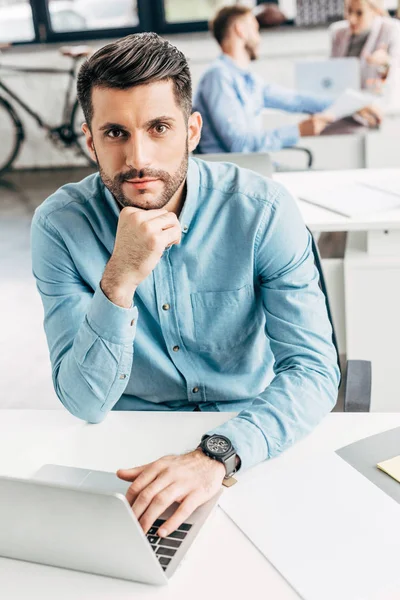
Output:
[264,102,400,171]
[275,168,400,412]
[1,410,400,600]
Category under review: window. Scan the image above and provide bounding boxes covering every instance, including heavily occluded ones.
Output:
[0,0,35,43]
[163,0,256,24]
[47,0,138,33]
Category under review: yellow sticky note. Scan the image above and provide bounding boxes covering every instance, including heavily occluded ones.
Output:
[377,455,400,484]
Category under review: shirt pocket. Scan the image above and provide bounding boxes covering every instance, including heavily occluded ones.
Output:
[190,284,258,353]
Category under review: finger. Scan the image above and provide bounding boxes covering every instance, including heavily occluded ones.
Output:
[157,493,200,538]
[141,212,178,235]
[123,464,164,506]
[145,211,179,229]
[160,225,182,248]
[116,465,147,481]
[122,207,168,223]
[131,471,173,521]
[139,483,185,534]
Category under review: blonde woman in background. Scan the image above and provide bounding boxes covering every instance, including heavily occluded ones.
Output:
[330,0,400,101]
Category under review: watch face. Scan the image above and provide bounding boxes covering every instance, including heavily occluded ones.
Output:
[206,436,231,455]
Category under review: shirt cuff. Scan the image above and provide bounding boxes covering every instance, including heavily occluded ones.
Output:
[86,285,138,345]
[279,124,300,148]
[206,416,269,473]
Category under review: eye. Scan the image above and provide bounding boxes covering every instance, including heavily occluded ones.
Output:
[106,129,126,139]
[153,123,169,135]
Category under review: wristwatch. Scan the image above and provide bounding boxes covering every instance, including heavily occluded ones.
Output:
[199,434,239,478]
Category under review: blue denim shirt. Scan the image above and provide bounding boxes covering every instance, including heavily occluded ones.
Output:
[194,54,332,154]
[31,158,339,471]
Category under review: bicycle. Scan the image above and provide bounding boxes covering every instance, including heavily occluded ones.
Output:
[0,44,94,176]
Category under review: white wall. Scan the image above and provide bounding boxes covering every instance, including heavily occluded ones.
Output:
[0,26,330,169]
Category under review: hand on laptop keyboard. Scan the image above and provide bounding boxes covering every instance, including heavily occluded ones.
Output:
[146,519,193,571]
[116,448,225,538]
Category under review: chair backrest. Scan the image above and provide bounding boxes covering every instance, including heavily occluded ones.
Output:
[196,152,273,178]
[307,227,341,376]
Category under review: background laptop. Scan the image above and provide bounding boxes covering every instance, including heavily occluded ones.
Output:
[0,464,221,585]
[295,57,361,96]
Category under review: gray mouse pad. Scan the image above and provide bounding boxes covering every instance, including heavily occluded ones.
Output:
[336,427,400,504]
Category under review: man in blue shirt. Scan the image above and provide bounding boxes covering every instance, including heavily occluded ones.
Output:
[194,4,335,154]
[31,33,339,540]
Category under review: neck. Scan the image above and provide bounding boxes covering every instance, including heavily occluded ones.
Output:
[221,41,250,69]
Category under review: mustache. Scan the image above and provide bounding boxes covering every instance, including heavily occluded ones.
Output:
[116,168,170,183]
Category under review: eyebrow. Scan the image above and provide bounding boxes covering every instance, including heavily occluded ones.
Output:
[98,116,176,132]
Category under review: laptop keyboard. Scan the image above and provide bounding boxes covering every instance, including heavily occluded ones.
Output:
[146,518,192,571]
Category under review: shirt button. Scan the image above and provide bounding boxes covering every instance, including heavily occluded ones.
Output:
[162,303,170,311]
[130,319,135,326]
[119,374,127,380]
[192,387,199,393]
[173,345,180,352]
[183,225,188,233]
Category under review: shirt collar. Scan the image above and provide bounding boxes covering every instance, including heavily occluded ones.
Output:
[219,53,251,76]
[219,53,256,88]
[101,156,200,233]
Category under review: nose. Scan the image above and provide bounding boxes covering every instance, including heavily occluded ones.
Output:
[124,131,151,172]
[349,14,358,27]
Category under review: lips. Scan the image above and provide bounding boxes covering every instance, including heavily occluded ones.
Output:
[125,179,160,189]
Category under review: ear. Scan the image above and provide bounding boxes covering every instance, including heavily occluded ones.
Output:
[188,111,203,153]
[233,18,247,40]
[82,123,97,163]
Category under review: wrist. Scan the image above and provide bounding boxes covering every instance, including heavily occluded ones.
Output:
[101,259,138,309]
[193,447,225,475]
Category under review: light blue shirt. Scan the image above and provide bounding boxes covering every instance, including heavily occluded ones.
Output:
[31,158,339,472]
[194,54,333,154]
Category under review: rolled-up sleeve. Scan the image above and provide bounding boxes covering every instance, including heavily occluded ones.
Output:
[31,214,137,423]
[208,184,340,471]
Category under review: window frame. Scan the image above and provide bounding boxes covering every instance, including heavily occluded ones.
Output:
[153,0,274,34]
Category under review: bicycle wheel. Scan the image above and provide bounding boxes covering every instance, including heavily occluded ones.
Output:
[0,96,24,177]
[70,99,96,167]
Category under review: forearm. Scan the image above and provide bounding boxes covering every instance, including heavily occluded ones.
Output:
[208,364,339,472]
[52,285,138,422]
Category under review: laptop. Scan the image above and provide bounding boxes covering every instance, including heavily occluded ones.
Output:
[0,464,221,585]
[295,57,361,96]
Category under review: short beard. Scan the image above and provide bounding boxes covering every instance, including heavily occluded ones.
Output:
[96,146,189,211]
[245,42,258,61]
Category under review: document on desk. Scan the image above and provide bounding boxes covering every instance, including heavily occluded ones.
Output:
[300,183,400,218]
[219,452,400,600]
[378,455,400,484]
[323,88,374,121]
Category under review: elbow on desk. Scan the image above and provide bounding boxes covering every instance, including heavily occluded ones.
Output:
[52,376,108,425]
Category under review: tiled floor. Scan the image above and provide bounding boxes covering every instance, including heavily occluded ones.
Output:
[0,166,344,411]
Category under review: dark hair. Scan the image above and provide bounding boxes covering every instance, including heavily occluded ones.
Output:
[77,32,192,127]
[210,5,252,46]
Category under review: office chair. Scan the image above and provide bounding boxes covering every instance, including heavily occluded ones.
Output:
[309,228,372,413]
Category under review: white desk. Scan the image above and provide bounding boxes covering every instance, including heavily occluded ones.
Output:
[1,410,400,600]
[275,168,400,412]
[275,167,400,233]
[264,109,400,171]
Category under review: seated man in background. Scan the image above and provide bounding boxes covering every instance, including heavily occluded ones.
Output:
[194,4,334,154]
[31,33,339,539]
[194,4,380,154]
